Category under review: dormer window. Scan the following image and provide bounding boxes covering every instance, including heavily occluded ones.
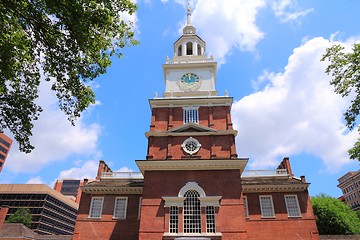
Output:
[183,107,199,124]
[186,42,193,55]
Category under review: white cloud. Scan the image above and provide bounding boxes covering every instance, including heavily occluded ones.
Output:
[7,81,102,173]
[175,0,266,64]
[26,176,43,184]
[57,160,98,180]
[115,166,134,172]
[232,37,359,172]
[119,0,139,35]
[172,0,313,64]
[272,0,313,23]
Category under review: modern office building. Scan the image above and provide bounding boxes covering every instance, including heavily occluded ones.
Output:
[0,184,78,235]
[338,170,360,211]
[0,133,13,172]
[53,179,87,204]
[73,8,319,240]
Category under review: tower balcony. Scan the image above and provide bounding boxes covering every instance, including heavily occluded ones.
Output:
[166,55,215,65]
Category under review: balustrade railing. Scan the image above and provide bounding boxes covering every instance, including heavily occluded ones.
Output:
[100,172,143,180]
[242,169,288,178]
[166,57,214,64]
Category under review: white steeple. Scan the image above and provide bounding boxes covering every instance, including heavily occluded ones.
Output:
[162,4,218,97]
[187,2,192,26]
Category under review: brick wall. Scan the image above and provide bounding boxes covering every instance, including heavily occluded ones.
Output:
[150,106,232,131]
[244,192,319,240]
[73,193,141,240]
[139,169,245,240]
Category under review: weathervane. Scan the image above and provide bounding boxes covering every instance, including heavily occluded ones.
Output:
[187,1,191,15]
[186,0,191,25]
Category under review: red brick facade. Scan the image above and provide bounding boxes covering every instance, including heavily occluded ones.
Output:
[74,194,141,240]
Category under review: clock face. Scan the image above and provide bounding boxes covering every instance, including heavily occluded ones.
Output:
[177,72,201,92]
[181,73,199,84]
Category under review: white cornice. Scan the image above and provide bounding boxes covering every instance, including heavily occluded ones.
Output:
[198,196,222,207]
[163,233,222,237]
[136,159,248,175]
[81,186,143,195]
[149,96,232,108]
[162,197,186,207]
[167,122,217,133]
[242,183,310,193]
[145,129,238,138]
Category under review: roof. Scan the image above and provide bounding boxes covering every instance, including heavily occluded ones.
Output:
[242,176,310,193]
[0,184,79,209]
[81,179,143,194]
[0,223,72,239]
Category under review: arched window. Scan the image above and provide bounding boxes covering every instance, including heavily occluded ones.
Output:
[197,44,202,55]
[186,42,193,55]
[178,45,182,56]
[183,190,201,233]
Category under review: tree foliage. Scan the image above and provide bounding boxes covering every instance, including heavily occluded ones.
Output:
[0,0,138,152]
[6,208,32,227]
[322,43,360,161]
[311,194,360,235]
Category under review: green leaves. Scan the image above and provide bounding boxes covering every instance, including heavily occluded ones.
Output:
[6,208,32,228]
[322,43,360,161]
[0,0,138,152]
[311,194,360,235]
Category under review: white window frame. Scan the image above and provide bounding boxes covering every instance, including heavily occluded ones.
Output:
[138,197,142,219]
[206,206,216,233]
[183,190,201,233]
[259,195,275,218]
[169,206,179,233]
[113,197,128,219]
[243,196,249,218]
[89,197,103,218]
[183,107,199,124]
[284,195,301,217]
[181,137,201,155]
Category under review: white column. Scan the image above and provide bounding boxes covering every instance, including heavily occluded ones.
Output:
[182,43,186,56]
[193,42,198,56]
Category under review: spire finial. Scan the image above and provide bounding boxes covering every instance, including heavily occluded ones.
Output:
[186,1,192,26]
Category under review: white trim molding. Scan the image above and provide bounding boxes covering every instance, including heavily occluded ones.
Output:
[136,159,248,175]
[198,196,222,207]
[178,182,206,197]
[182,137,201,155]
[162,197,186,207]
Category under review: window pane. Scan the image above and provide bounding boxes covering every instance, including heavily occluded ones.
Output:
[183,190,201,233]
[243,196,249,217]
[206,206,216,233]
[183,107,199,124]
[113,198,127,219]
[260,196,275,218]
[169,206,178,233]
[285,195,301,217]
[89,197,103,218]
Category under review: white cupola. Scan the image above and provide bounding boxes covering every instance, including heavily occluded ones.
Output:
[173,5,205,58]
[162,4,218,97]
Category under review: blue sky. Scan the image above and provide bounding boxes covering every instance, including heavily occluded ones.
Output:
[1,0,359,198]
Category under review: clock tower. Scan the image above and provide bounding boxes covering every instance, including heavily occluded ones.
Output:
[137,7,248,239]
[73,5,319,240]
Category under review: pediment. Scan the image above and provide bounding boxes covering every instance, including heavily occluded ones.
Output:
[167,122,217,133]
